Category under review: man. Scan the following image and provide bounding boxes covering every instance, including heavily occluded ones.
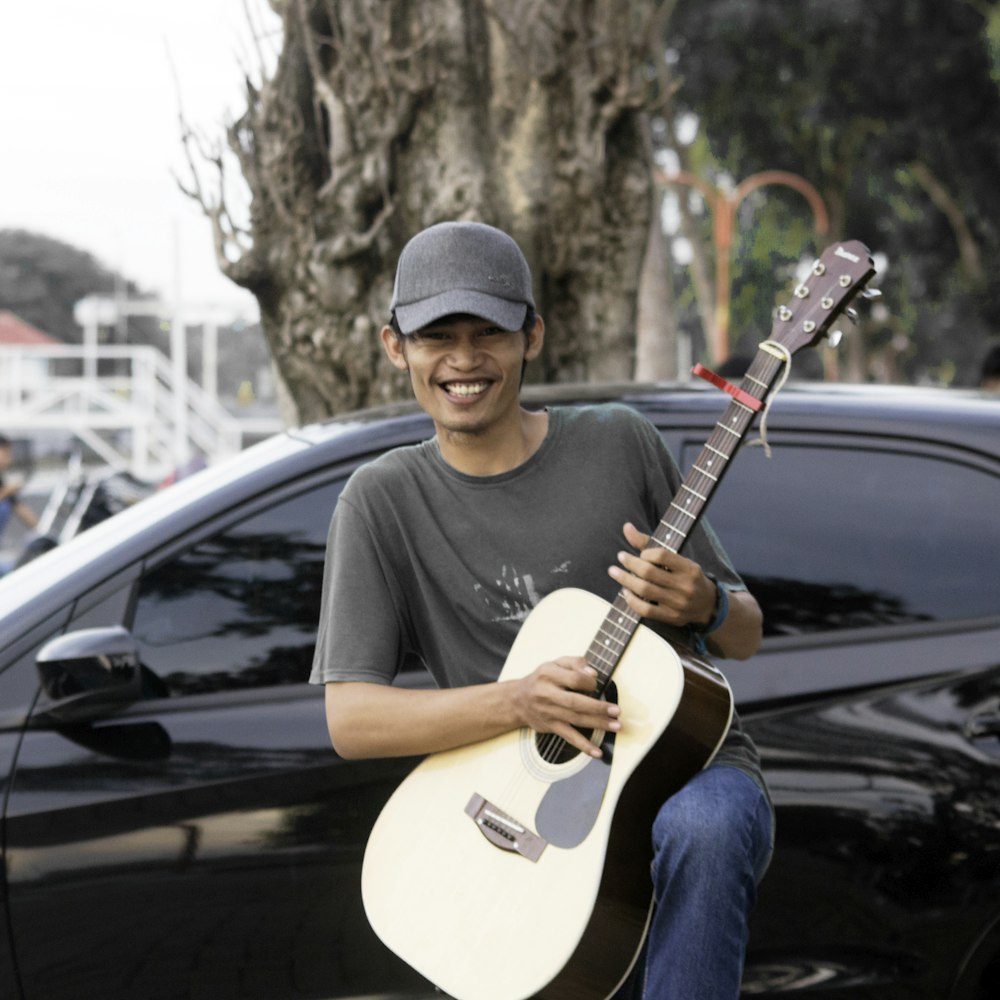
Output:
[0,434,38,573]
[311,221,773,999]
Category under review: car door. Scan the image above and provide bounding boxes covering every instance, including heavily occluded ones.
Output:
[682,426,1000,996]
[3,470,432,1000]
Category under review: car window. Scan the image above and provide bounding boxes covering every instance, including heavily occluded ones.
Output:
[684,438,1000,636]
[130,479,342,695]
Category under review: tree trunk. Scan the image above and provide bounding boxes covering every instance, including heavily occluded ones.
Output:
[634,207,678,380]
[186,0,668,424]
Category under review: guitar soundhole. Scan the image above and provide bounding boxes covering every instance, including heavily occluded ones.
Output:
[534,683,618,765]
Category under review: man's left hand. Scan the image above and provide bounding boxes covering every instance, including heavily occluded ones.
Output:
[607,521,717,629]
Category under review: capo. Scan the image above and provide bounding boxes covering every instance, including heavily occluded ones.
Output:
[691,363,764,412]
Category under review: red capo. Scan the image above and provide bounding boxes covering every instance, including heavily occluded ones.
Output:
[691,363,764,412]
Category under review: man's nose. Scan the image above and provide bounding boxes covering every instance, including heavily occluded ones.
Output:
[445,335,481,366]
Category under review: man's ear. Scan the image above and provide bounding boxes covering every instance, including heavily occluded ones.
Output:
[380,325,409,370]
[525,314,545,361]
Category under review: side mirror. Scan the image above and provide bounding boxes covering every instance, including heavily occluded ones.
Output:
[35,626,143,724]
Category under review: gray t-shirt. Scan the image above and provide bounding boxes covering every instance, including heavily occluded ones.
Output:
[311,403,763,783]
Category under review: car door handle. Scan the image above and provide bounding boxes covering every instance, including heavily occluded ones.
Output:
[964,712,1000,740]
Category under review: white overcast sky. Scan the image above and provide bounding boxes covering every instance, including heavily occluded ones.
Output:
[0,0,282,316]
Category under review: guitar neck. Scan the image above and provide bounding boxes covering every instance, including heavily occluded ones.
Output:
[652,347,785,555]
[585,346,786,691]
[584,238,877,694]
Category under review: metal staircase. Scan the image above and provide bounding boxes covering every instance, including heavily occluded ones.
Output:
[0,341,282,481]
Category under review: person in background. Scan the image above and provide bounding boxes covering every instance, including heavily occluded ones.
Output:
[0,433,39,573]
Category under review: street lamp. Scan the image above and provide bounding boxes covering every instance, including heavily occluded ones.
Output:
[660,169,830,363]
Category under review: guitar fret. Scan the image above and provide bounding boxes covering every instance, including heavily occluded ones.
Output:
[745,374,767,389]
[693,465,718,481]
[593,644,620,663]
[597,625,629,647]
[706,444,727,459]
[587,598,641,686]
[669,502,697,519]
[601,609,634,630]
[587,649,616,673]
[654,528,681,552]
[606,605,636,627]
[718,423,741,438]
[681,484,708,502]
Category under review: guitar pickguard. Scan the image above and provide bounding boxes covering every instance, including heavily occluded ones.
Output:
[534,683,618,849]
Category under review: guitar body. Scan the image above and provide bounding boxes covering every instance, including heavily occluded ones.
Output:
[362,587,733,1000]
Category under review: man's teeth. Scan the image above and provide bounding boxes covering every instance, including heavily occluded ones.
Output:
[445,382,489,396]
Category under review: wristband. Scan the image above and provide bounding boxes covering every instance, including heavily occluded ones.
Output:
[693,573,729,635]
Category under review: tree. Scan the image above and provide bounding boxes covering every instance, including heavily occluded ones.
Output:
[183,0,675,424]
[663,0,1000,385]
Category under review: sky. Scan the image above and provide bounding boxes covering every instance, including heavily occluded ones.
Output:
[1,0,282,319]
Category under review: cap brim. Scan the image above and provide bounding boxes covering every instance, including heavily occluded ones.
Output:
[394,289,527,335]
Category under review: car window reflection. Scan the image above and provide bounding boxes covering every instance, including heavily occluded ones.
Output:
[684,440,1000,636]
[131,481,342,695]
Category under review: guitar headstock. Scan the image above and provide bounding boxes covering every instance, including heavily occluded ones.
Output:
[772,240,877,356]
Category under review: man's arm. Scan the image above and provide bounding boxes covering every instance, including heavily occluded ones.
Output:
[323,519,758,764]
[0,483,37,530]
[325,656,622,761]
[609,522,763,661]
[13,498,37,530]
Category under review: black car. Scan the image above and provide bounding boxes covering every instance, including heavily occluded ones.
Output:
[1,381,998,1000]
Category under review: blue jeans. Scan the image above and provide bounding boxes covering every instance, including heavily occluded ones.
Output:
[615,764,774,1000]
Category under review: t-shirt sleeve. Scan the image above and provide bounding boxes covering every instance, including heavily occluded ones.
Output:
[309,495,408,686]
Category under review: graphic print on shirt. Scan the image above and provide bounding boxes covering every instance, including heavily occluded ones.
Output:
[474,561,571,623]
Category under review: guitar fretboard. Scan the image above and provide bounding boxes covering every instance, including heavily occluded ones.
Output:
[584,348,786,693]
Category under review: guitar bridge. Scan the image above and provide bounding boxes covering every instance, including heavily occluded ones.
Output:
[465,793,547,862]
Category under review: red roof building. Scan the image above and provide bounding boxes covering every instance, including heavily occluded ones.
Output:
[0,311,59,345]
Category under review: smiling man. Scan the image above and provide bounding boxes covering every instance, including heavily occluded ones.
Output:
[380,313,547,475]
[311,221,773,999]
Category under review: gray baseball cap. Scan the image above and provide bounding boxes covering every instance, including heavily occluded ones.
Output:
[390,221,535,335]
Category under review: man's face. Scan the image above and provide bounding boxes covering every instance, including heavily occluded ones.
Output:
[380,313,544,439]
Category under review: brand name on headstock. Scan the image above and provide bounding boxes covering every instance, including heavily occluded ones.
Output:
[834,245,861,263]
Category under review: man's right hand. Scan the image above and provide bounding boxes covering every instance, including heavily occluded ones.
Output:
[512,656,622,758]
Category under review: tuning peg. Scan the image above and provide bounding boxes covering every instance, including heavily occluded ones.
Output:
[827,330,844,348]
[862,288,882,300]
[845,307,860,324]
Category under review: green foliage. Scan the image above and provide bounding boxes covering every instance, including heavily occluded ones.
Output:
[663,0,1000,385]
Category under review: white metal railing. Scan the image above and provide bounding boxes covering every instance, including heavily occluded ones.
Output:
[0,344,282,480]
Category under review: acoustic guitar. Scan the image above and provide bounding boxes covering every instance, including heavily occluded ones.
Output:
[362,240,877,1000]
